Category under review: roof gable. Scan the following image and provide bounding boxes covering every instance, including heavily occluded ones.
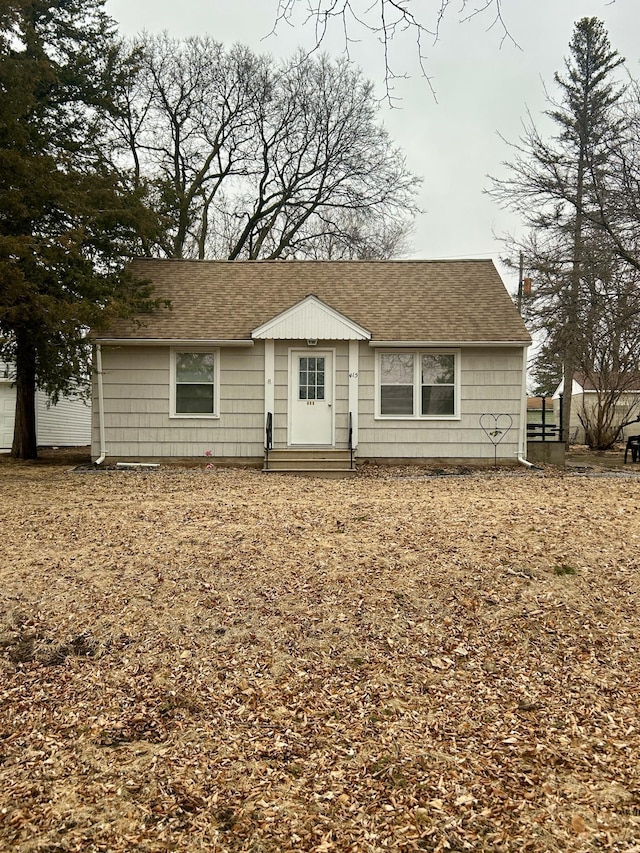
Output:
[555,372,640,396]
[251,294,371,340]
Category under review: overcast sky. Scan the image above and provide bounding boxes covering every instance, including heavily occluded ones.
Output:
[106,0,639,292]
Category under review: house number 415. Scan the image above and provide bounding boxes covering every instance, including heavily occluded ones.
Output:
[349,372,358,378]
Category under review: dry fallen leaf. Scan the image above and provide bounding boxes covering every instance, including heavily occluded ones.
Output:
[571,814,587,834]
[0,458,639,852]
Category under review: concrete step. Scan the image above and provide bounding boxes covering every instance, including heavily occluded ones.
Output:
[266,457,353,471]
[267,449,352,461]
[264,467,358,478]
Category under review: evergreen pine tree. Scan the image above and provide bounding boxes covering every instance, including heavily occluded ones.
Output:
[0,0,158,458]
[492,17,626,446]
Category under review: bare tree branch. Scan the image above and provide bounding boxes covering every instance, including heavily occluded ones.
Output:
[272,0,517,101]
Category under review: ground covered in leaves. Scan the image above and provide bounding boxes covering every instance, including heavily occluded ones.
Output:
[0,459,639,852]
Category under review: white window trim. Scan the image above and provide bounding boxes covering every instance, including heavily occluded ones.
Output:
[374,348,461,420]
[169,347,220,419]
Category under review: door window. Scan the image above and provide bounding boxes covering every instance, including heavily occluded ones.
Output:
[299,356,325,401]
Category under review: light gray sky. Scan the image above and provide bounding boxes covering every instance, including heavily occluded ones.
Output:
[106,0,639,292]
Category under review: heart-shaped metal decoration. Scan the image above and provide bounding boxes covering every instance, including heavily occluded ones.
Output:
[479,413,513,446]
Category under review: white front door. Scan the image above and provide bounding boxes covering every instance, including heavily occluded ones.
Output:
[289,350,334,445]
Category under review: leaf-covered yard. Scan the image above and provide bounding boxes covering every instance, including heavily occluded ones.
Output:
[0,460,639,852]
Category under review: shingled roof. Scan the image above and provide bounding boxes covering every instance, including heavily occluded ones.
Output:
[98,259,531,344]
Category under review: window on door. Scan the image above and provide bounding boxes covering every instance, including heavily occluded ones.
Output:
[299,356,325,401]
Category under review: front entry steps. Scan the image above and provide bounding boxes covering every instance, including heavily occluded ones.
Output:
[264,448,356,477]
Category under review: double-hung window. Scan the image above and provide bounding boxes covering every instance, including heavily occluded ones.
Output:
[171,350,219,417]
[378,351,458,418]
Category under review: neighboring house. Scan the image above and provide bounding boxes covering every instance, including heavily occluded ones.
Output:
[91,259,532,467]
[0,365,92,451]
[554,372,640,444]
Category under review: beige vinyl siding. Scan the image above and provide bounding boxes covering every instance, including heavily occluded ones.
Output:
[92,341,526,463]
[334,345,350,446]
[357,346,524,461]
[93,344,264,461]
[272,342,289,447]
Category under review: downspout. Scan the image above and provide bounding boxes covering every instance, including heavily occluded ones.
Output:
[518,345,534,468]
[94,343,107,466]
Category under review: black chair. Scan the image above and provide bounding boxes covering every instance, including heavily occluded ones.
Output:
[624,435,640,463]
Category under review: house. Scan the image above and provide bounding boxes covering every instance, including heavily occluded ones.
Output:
[91,259,532,468]
[0,363,92,451]
[527,396,554,422]
[554,372,640,445]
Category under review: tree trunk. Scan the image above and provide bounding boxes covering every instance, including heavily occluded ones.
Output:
[563,135,586,449]
[11,332,38,460]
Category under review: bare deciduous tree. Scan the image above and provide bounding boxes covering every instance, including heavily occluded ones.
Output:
[110,35,270,259]
[289,211,414,260]
[510,228,640,449]
[574,269,640,448]
[113,36,420,260]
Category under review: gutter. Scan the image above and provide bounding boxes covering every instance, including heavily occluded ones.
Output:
[369,340,531,348]
[94,338,254,347]
[94,343,107,466]
[518,345,534,468]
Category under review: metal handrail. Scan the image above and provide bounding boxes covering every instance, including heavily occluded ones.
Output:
[265,411,273,469]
